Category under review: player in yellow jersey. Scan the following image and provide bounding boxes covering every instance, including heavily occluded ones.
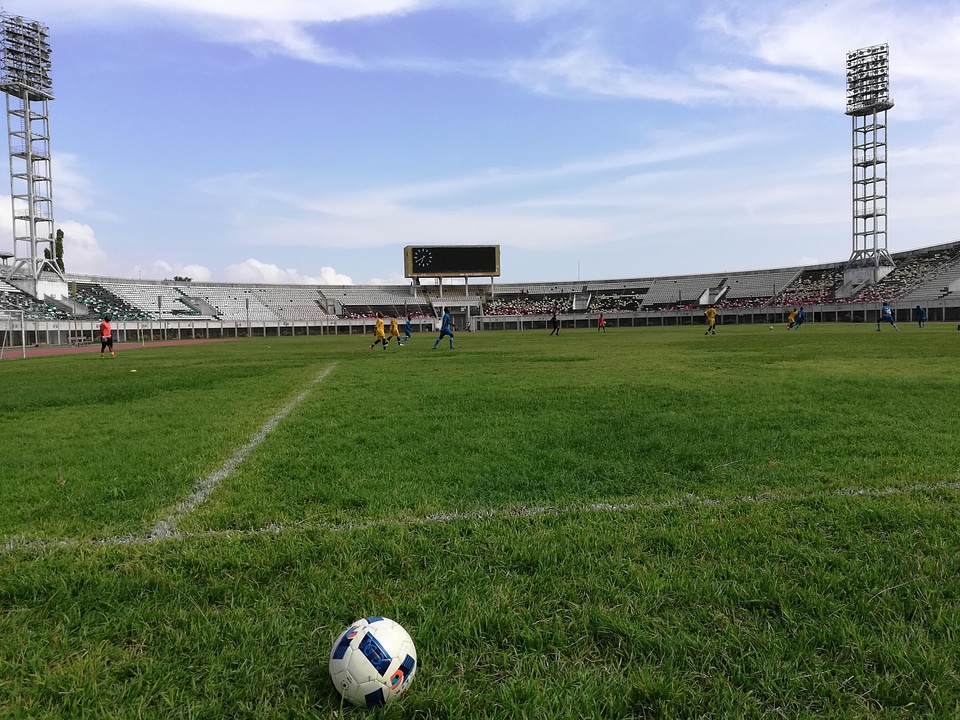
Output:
[786,308,798,330]
[703,305,717,335]
[387,314,401,348]
[370,313,388,350]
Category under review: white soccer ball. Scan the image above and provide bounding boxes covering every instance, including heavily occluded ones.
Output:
[770,325,774,330]
[329,616,418,707]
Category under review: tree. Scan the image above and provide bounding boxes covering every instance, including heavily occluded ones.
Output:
[55,229,65,272]
[44,229,65,272]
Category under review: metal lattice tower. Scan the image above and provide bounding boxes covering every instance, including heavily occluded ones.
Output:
[844,44,894,277]
[0,11,61,282]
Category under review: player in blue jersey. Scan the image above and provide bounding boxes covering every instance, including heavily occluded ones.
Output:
[400,315,412,346]
[432,309,455,349]
[794,307,806,330]
[877,303,899,332]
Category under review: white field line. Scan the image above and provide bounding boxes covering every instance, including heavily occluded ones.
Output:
[147,364,337,541]
[3,480,959,555]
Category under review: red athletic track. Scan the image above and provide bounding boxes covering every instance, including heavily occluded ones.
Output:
[0,337,238,361]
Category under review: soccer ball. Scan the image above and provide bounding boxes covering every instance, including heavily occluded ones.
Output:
[329,616,417,707]
[770,325,774,330]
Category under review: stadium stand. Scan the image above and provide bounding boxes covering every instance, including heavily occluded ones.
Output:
[6,239,960,348]
[724,268,803,303]
[72,281,151,321]
[187,285,275,322]
[774,267,846,308]
[94,279,214,320]
[1,280,70,320]
[640,273,731,308]
[323,285,431,318]
[850,243,960,303]
[901,263,960,303]
[252,286,329,322]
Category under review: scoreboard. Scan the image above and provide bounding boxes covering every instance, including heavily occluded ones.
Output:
[404,245,500,278]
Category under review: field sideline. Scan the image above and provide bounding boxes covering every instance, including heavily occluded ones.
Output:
[2,326,959,718]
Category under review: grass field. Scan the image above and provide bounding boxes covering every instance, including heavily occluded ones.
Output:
[2,325,959,718]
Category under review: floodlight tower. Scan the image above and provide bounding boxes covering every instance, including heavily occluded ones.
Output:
[0,10,62,284]
[844,44,894,288]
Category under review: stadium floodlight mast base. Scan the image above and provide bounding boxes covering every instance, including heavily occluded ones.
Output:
[0,10,64,292]
[841,44,894,295]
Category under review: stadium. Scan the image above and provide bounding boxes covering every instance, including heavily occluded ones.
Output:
[3,10,960,720]
[4,235,960,351]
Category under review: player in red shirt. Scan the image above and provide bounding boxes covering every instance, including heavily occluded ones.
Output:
[100,315,115,359]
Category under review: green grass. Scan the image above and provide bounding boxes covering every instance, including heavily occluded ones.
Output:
[2,326,960,718]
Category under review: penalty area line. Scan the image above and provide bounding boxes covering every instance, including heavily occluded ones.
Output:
[147,363,337,541]
[3,480,959,556]
[120,479,960,545]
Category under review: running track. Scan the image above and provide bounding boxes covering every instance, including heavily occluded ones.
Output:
[1,337,239,360]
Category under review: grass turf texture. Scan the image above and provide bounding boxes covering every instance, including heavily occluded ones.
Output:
[2,326,959,718]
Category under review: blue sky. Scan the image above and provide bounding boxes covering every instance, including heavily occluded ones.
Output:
[2,0,959,285]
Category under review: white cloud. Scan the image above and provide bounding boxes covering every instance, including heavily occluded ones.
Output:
[51,153,121,224]
[149,260,212,281]
[316,266,354,284]
[26,0,430,24]
[704,66,838,110]
[225,258,353,284]
[59,221,108,274]
[179,264,213,282]
[52,153,93,214]
[24,0,431,64]
[367,272,409,285]
[505,35,841,110]
[706,0,960,121]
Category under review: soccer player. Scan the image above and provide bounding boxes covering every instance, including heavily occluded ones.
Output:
[549,312,560,336]
[388,314,401,347]
[877,303,899,332]
[598,313,606,333]
[432,308,455,350]
[915,305,927,329]
[370,313,388,350]
[401,315,412,346]
[786,308,798,330]
[794,307,806,329]
[703,305,717,335]
[99,314,115,359]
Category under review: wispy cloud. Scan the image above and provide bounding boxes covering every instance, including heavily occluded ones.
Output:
[26,0,960,118]
[705,0,960,120]
[10,0,960,282]
[27,0,430,24]
[224,258,353,285]
[193,130,760,245]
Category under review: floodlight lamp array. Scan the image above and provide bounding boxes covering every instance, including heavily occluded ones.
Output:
[845,44,892,116]
[0,12,53,100]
